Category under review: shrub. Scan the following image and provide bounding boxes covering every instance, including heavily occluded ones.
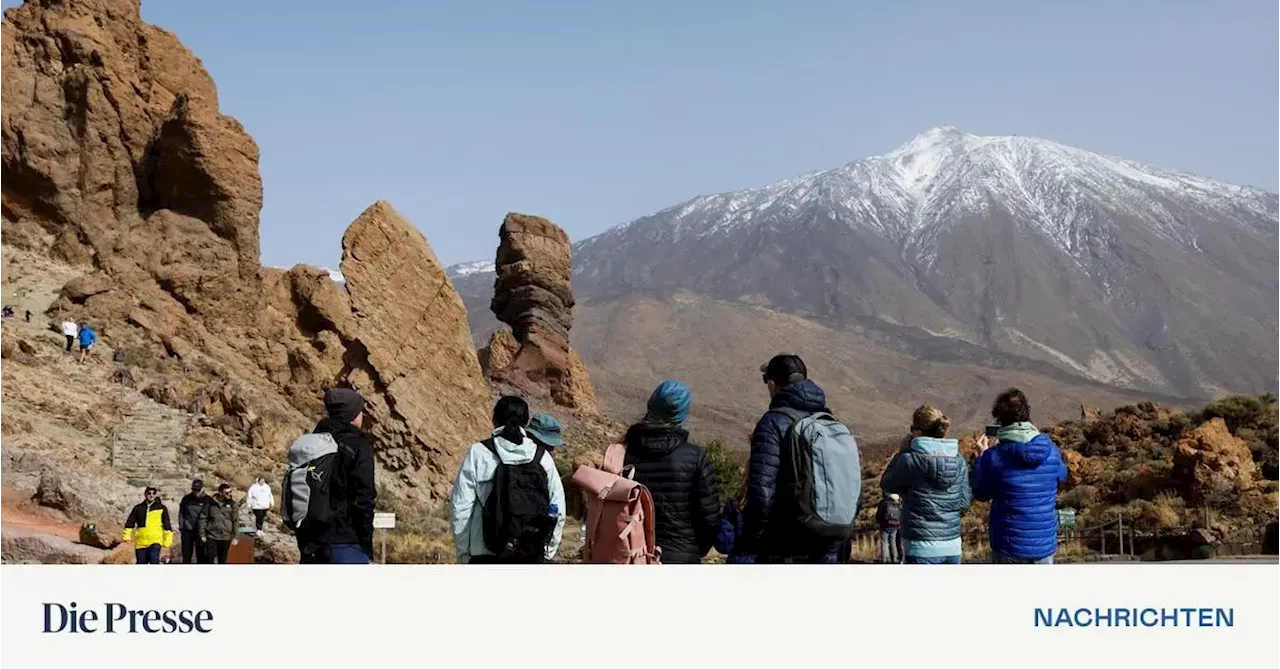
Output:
[701,436,746,504]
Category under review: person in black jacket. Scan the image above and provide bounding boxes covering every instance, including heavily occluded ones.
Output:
[742,354,848,564]
[622,380,720,564]
[299,387,377,564]
[178,479,211,564]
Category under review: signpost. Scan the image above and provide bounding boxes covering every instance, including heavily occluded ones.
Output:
[373,512,396,564]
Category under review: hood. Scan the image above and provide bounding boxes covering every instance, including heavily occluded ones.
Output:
[770,379,828,413]
[485,427,540,463]
[999,432,1054,467]
[315,416,362,438]
[624,422,690,459]
[906,437,965,487]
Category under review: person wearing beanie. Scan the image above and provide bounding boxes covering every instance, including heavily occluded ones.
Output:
[880,405,971,564]
[619,380,720,564]
[300,387,377,564]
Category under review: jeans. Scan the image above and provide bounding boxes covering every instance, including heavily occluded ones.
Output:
[329,544,371,564]
[180,530,204,564]
[880,529,901,563]
[992,552,1054,564]
[135,544,162,564]
[905,554,961,564]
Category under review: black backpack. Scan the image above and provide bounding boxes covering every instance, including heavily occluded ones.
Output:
[480,438,555,563]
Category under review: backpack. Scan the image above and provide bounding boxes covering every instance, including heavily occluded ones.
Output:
[281,432,342,533]
[570,444,661,564]
[480,438,556,563]
[775,407,862,540]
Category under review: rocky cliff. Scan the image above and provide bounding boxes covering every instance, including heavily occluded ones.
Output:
[1,0,488,518]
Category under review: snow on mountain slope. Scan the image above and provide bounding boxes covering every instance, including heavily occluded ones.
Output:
[576,126,1276,270]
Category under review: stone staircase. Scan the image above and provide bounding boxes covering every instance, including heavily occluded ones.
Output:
[107,391,194,499]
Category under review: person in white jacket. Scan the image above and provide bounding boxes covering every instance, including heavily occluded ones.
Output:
[450,396,566,564]
[246,477,274,535]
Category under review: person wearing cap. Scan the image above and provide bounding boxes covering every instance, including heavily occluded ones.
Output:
[178,479,212,563]
[875,492,905,564]
[620,380,720,564]
[880,405,971,564]
[122,486,174,564]
[742,353,847,564]
[198,483,242,564]
[300,387,378,564]
[526,412,564,451]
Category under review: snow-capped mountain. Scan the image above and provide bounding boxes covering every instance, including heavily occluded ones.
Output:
[452,127,1278,404]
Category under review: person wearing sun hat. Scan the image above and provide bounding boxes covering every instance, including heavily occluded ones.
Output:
[620,379,720,564]
[526,412,565,450]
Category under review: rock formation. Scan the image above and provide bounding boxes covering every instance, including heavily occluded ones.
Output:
[1171,418,1260,505]
[338,201,492,491]
[486,213,597,412]
[2,0,488,511]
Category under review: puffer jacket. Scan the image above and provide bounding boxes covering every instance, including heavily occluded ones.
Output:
[178,493,210,532]
[623,422,720,564]
[880,437,972,558]
[122,499,173,549]
[714,497,754,563]
[971,424,1068,560]
[742,379,849,564]
[199,497,241,541]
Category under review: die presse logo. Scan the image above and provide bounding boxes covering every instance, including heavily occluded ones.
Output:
[43,602,213,634]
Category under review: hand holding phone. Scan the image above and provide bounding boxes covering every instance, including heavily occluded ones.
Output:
[984,424,999,438]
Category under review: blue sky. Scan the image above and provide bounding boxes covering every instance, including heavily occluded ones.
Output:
[5,0,1276,269]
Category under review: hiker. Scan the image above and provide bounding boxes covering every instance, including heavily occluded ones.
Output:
[526,412,564,452]
[178,479,211,564]
[881,405,971,564]
[450,395,566,564]
[972,388,1068,564]
[76,321,97,362]
[121,486,173,564]
[875,493,904,563]
[246,477,274,535]
[24,309,30,322]
[620,380,720,564]
[714,468,754,563]
[60,318,77,354]
[295,388,377,564]
[1,306,12,318]
[198,483,241,564]
[741,354,862,564]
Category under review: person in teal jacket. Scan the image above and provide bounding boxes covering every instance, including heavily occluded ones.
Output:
[881,405,971,564]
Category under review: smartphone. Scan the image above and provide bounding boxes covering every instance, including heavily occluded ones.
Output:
[984,424,999,438]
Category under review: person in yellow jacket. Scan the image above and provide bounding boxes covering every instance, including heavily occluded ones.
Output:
[122,487,174,564]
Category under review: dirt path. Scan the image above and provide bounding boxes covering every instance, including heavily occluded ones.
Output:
[1,486,82,541]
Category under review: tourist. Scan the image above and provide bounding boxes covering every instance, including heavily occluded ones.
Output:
[246,476,274,535]
[880,405,971,564]
[972,388,1068,564]
[198,483,241,564]
[121,486,173,565]
[526,412,564,452]
[76,321,97,363]
[620,380,720,564]
[60,318,77,354]
[741,354,861,564]
[178,479,211,564]
[714,469,754,563]
[450,396,566,564]
[876,493,904,563]
[297,388,377,564]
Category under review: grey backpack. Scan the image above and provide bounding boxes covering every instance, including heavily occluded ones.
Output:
[776,408,863,540]
[281,433,341,532]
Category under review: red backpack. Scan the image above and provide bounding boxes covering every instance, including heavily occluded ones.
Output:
[571,444,661,564]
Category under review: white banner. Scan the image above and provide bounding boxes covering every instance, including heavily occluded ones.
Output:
[2,564,1277,668]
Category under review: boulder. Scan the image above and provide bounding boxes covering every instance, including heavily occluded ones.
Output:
[1171,418,1259,505]
[487,213,598,412]
[478,327,519,377]
[1,527,108,564]
[338,201,492,498]
[79,521,122,550]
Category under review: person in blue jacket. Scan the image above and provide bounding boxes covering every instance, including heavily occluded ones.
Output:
[881,405,971,564]
[76,321,98,363]
[740,354,850,564]
[972,388,1068,564]
[713,466,754,563]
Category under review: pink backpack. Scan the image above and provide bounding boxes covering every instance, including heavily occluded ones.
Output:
[571,444,661,564]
